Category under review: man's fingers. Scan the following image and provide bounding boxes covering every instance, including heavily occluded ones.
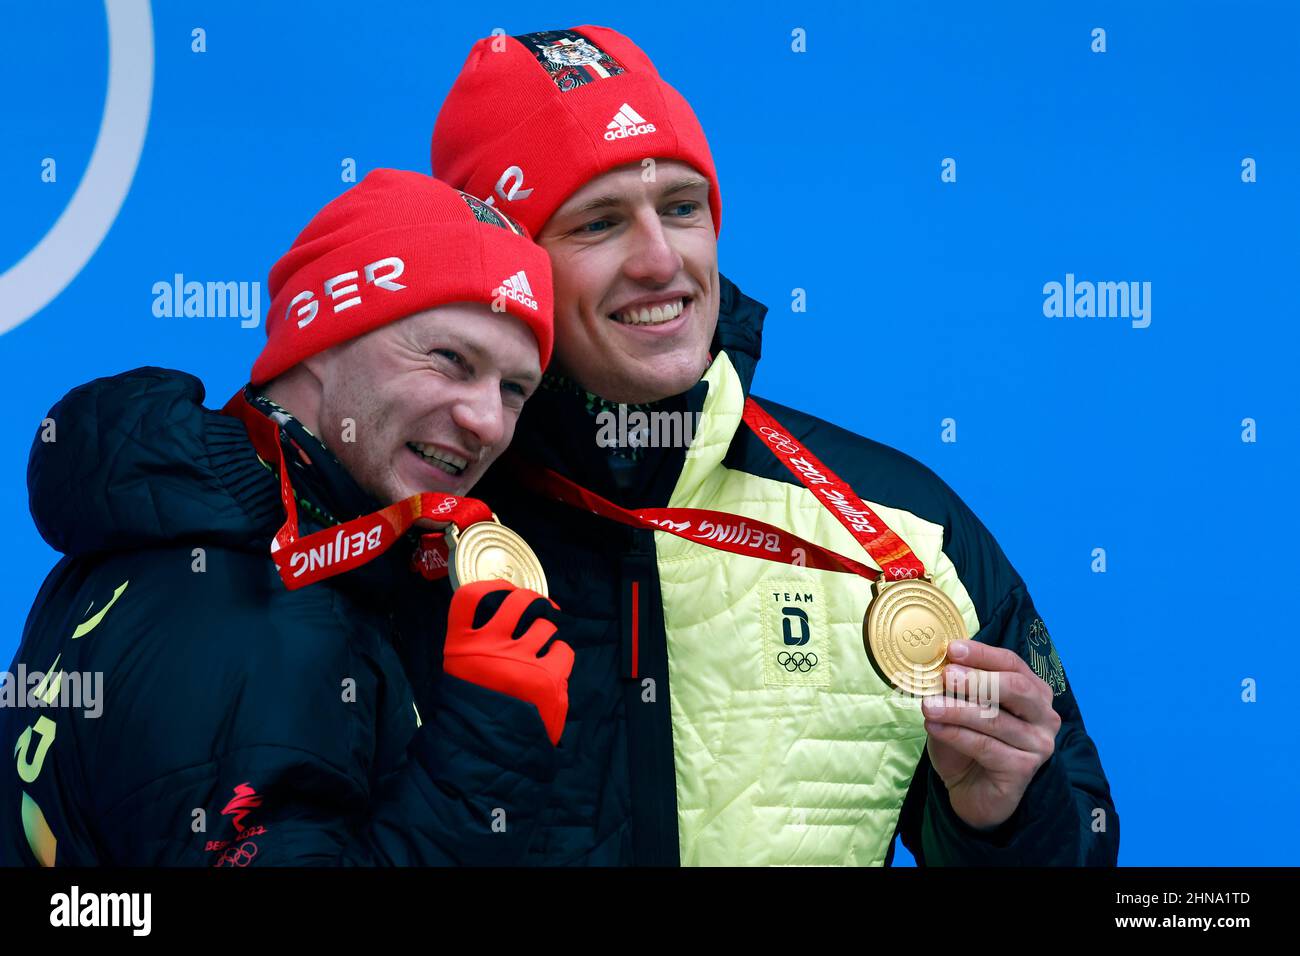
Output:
[943,660,1056,727]
[537,634,575,676]
[451,578,515,630]
[505,593,559,638]
[947,638,1030,675]
[922,693,1052,755]
[923,719,1042,778]
[510,609,556,652]
[466,581,546,632]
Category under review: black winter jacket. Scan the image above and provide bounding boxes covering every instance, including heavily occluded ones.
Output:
[1,373,555,866]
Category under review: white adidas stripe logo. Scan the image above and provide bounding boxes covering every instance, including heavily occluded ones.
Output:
[604,102,657,141]
[496,270,538,311]
[503,270,533,297]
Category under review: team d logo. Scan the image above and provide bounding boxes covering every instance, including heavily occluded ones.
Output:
[782,606,810,646]
[760,580,828,687]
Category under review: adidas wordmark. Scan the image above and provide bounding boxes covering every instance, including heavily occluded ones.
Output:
[605,103,657,141]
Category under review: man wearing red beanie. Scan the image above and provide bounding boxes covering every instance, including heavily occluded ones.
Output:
[431,26,1118,866]
[1,170,576,866]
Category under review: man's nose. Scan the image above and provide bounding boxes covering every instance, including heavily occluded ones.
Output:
[450,380,506,451]
[622,209,683,285]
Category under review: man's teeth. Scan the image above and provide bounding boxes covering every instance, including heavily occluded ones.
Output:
[407,442,468,475]
[611,297,686,326]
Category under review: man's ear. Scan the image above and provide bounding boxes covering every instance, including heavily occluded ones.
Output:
[298,348,332,387]
[262,351,333,435]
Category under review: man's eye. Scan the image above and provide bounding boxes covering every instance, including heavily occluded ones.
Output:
[432,348,466,368]
[503,381,528,399]
[577,218,614,234]
[667,201,699,217]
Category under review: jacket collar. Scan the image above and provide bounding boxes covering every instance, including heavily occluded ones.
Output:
[714,272,766,396]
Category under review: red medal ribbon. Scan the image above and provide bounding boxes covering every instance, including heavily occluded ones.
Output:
[740,399,926,581]
[222,389,491,590]
[517,398,928,584]
[518,465,881,578]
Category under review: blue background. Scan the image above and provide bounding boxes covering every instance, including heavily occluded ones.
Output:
[2,1,1296,865]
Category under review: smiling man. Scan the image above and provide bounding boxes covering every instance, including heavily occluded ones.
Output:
[432,26,1119,866]
[529,163,716,405]
[0,170,575,866]
[255,267,540,505]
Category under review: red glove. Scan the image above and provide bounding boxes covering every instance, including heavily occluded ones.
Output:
[442,579,574,746]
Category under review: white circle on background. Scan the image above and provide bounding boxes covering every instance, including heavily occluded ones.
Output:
[0,0,154,336]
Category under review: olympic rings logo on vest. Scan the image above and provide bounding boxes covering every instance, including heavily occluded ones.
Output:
[777,651,819,673]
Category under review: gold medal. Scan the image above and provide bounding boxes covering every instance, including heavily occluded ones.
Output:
[863,576,967,696]
[446,515,548,596]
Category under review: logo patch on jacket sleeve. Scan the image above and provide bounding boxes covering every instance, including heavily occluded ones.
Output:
[1026,618,1068,696]
[760,580,828,687]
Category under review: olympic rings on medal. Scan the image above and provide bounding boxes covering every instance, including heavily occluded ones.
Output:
[776,651,819,673]
[900,626,935,648]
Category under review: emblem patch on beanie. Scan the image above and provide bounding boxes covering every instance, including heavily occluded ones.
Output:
[457,191,528,237]
[515,29,625,92]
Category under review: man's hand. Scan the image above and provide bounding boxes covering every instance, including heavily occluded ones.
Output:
[442,579,575,746]
[921,639,1061,831]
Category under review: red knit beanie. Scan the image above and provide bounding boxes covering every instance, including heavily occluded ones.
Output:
[431,26,721,239]
[251,169,554,385]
